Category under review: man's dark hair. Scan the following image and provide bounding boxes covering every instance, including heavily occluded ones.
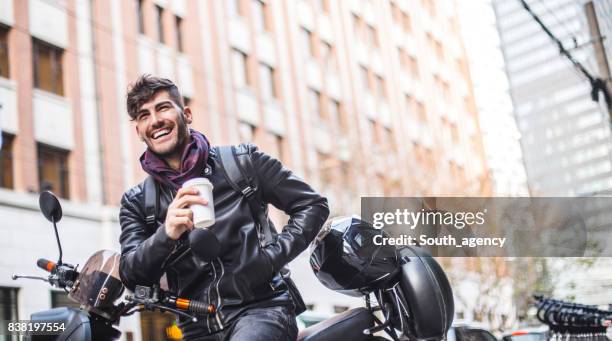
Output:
[126,74,184,120]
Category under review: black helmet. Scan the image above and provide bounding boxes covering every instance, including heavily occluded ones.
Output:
[394,246,454,340]
[309,216,399,297]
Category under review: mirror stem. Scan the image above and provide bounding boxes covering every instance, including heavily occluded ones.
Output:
[52,217,63,265]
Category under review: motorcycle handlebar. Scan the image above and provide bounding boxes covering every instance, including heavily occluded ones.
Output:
[37,258,56,273]
[129,285,216,317]
[165,296,216,316]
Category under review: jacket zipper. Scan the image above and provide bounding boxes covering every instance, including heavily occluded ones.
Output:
[213,257,225,327]
[206,260,217,333]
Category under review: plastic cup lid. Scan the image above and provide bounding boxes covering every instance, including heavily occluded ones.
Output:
[182,177,213,188]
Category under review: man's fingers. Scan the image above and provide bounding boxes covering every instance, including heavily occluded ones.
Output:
[174,195,208,209]
[169,216,193,228]
[175,187,199,199]
[172,208,193,219]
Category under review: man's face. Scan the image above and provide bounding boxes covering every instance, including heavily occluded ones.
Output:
[134,91,192,158]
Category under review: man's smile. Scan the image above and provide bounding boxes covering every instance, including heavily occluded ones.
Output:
[152,127,172,140]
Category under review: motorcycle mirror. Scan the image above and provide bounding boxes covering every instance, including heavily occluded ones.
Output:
[39,191,64,265]
[189,229,221,262]
[39,191,62,223]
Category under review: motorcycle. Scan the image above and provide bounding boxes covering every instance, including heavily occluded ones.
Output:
[298,216,454,341]
[13,191,216,340]
[14,192,454,341]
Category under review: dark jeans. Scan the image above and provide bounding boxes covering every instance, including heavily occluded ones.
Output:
[193,305,298,341]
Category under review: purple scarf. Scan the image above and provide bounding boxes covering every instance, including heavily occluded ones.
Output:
[140,129,210,191]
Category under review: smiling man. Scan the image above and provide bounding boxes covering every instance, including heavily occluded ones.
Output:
[118,75,329,340]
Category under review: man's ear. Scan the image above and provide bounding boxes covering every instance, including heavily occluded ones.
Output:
[183,106,193,125]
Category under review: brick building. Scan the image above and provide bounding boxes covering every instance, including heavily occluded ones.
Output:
[0,0,489,339]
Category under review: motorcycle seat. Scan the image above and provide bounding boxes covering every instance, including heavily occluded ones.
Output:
[297,307,374,341]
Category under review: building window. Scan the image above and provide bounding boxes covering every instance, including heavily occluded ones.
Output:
[156,5,165,44]
[229,0,243,17]
[367,25,378,48]
[417,101,427,122]
[435,40,444,61]
[136,0,145,34]
[328,99,340,125]
[390,2,401,25]
[252,0,271,32]
[442,81,451,103]
[335,101,349,133]
[451,123,459,143]
[32,39,64,96]
[0,287,18,341]
[301,28,315,59]
[352,14,363,39]
[182,96,191,108]
[308,89,322,118]
[398,48,406,70]
[37,144,70,199]
[384,127,395,152]
[434,75,442,99]
[0,133,14,189]
[231,49,250,88]
[271,133,284,161]
[317,151,333,187]
[423,0,436,17]
[259,63,276,100]
[238,121,256,142]
[313,0,330,13]
[403,12,412,33]
[51,291,80,309]
[359,65,370,92]
[426,32,434,51]
[409,56,420,79]
[0,25,9,78]
[369,119,379,145]
[175,16,184,52]
[321,41,336,72]
[375,75,386,99]
[405,94,414,117]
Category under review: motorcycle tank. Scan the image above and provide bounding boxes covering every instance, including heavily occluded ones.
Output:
[309,216,399,297]
[69,250,124,320]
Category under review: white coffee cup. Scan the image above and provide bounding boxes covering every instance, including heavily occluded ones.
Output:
[182,177,215,228]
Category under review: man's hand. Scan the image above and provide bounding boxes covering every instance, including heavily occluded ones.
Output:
[165,187,208,240]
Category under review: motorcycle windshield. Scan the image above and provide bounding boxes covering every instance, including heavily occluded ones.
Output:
[68,250,124,319]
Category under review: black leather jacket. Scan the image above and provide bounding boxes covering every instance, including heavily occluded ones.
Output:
[118,144,329,338]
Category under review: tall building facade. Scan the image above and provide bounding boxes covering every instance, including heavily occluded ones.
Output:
[493,0,612,196]
[561,1,612,307]
[0,0,488,338]
[494,0,612,309]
